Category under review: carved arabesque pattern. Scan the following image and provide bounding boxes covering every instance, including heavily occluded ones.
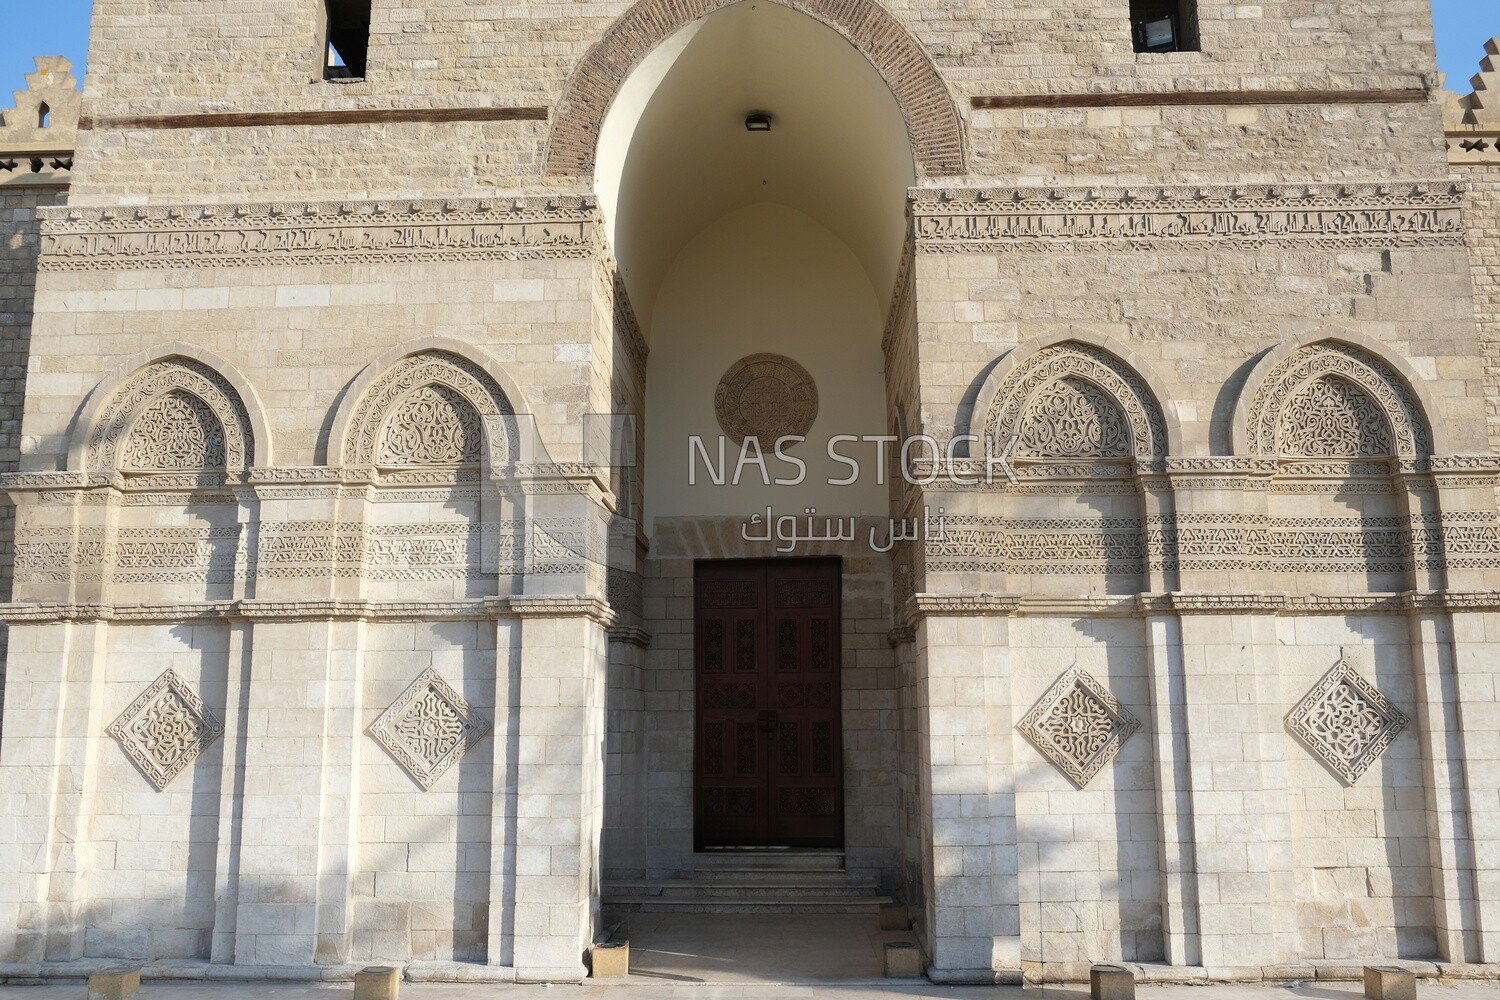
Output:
[106,669,224,791]
[377,383,485,465]
[1015,376,1133,459]
[1247,342,1430,458]
[1016,665,1140,788]
[1277,375,1396,458]
[987,343,1167,461]
[121,389,228,471]
[344,351,515,466]
[87,358,253,473]
[368,668,491,791]
[1286,657,1408,785]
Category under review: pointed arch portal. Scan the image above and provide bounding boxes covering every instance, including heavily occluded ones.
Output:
[546,0,964,179]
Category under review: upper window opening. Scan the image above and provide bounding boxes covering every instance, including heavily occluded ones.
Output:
[38,102,50,129]
[323,0,371,79]
[1131,0,1199,53]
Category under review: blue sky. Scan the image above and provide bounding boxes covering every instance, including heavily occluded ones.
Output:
[0,0,1496,97]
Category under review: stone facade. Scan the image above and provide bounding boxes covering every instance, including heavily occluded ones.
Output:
[2,1,1500,987]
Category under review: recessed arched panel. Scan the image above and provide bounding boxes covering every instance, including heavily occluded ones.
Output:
[76,352,261,475]
[975,337,1176,462]
[1236,336,1434,459]
[331,342,524,468]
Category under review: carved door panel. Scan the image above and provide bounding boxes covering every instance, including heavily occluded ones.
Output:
[695,558,843,849]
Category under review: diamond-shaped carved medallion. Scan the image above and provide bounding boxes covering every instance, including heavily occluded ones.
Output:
[369,668,490,791]
[1286,657,1407,785]
[106,669,224,791]
[1016,665,1140,788]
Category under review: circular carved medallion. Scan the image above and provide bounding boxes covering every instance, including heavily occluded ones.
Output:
[714,354,819,444]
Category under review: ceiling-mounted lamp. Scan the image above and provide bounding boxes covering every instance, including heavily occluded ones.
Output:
[744,112,773,132]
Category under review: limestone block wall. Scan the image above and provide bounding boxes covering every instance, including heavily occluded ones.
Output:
[0,622,231,964]
[353,622,497,964]
[1010,616,1164,973]
[1460,167,1500,454]
[1277,616,1435,961]
[0,186,64,712]
[908,201,1486,458]
[77,624,228,962]
[66,0,1449,205]
[19,201,608,473]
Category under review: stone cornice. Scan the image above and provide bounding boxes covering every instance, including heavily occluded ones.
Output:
[0,595,620,626]
[891,591,1500,623]
[36,195,604,270]
[912,181,1464,253]
[509,595,616,625]
[607,624,652,647]
[905,593,1023,621]
[0,463,614,495]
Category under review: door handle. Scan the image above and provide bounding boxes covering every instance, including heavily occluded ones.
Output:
[758,710,779,735]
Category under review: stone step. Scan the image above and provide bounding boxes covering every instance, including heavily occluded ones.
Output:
[603,895,893,914]
[691,849,846,873]
[607,879,880,899]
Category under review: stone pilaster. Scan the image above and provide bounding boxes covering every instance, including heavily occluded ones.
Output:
[1175,611,1297,974]
[0,620,108,964]
[1450,609,1500,961]
[1406,609,1480,963]
[231,620,343,966]
[912,604,1022,983]
[1143,612,1200,967]
[508,598,610,982]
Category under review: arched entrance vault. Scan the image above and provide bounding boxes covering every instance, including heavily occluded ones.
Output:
[545,0,965,180]
[594,0,919,914]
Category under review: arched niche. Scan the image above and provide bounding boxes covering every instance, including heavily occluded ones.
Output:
[70,344,269,476]
[328,339,529,470]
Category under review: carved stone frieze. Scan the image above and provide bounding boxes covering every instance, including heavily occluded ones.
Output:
[106,669,225,791]
[1286,657,1408,785]
[1016,665,1140,788]
[38,197,602,270]
[368,668,491,791]
[913,182,1464,253]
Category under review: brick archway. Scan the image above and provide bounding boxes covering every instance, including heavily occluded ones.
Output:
[544,0,965,178]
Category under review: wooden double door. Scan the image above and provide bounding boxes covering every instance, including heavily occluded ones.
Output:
[694,558,843,849]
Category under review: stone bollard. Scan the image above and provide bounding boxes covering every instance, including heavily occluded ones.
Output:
[1090,964,1135,1000]
[879,902,910,931]
[87,968,141,1000]
[353,965,401,1000]
[1364,966,1417,1000]
[592,940,630,978]
[884,941,922,978]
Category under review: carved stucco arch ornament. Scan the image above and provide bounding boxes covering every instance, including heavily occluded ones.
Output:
[69,343,271,476]
[328,338,535,469]
[970,333,1182,462]
[543,0,966,179]
[1232,332,1440,459]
